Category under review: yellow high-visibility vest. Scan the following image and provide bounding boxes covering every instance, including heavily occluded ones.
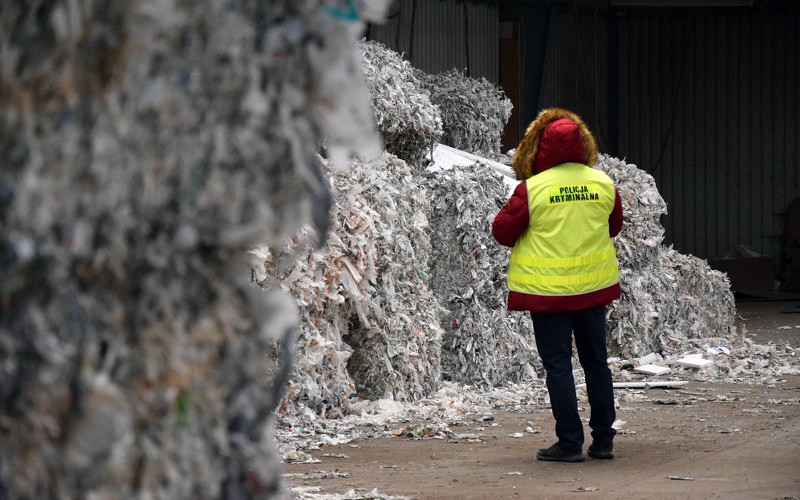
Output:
[508,163,620,296]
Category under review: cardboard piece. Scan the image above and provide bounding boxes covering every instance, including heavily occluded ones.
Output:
[709,256,775,297]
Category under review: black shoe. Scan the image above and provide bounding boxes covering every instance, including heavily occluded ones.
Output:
[587,442,614,459]
[536,443,585,463]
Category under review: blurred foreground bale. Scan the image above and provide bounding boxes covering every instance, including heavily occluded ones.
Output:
[0,1,382,498]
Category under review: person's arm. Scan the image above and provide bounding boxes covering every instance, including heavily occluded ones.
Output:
[492,182,530,247]
[609,188,623,237]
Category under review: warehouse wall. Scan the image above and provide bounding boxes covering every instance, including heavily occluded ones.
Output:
[535,3,800,277]
[537,7,610,150]
[368,0,500,83]
[612,6,799,270]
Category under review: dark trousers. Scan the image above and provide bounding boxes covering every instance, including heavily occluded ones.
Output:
[531,305,616,452]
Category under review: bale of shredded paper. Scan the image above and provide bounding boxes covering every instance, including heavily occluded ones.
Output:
[257,153,443,414]
[416,69,513,156]
[0,1,384,498]
[595,154,737,358]
[335,155,443,402]
[360,40,443,166]
[595,154,668,267]
[420,165,540,386]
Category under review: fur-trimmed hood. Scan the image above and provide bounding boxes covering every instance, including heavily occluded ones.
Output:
[512,108,598,180]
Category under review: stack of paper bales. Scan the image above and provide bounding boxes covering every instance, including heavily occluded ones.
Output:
[265,43,737,414]
[420,167,540,385]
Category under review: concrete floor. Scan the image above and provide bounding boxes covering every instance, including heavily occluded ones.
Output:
[736,298,800,347]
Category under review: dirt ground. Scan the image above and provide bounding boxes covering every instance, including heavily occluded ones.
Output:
[284,299,800,499]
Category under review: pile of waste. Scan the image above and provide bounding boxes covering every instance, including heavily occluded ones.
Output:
[597,153,668,265]
[264,40,738,420]
[595,154,737,358]
[359,40,443,166]
[258,155,539,417]
[0,1,388,498]
[255,153,443,417]
[267,112,793,500]
[359,42,513,164]
[416,69,513,155]
[4,5,785,498]
[420,166,539,386]
[265,147,739,419]
[258,39,796,500]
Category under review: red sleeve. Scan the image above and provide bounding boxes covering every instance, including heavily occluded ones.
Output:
[609,188,623,237]
[492,182,530,247]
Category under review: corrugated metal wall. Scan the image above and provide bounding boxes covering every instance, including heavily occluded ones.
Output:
[368,0,499,83]
[537,8,610,149]
[613,6,800,266]
[538,4,800,270]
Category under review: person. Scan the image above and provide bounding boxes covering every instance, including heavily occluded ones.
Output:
[492,108,623,462]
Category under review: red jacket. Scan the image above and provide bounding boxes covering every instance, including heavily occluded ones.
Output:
[492,110,623,313]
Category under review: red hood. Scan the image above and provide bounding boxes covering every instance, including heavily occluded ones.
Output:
[512,108,598,180]
[533,118,588,174]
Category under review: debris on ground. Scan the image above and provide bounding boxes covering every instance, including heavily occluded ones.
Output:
[292,486,412,500]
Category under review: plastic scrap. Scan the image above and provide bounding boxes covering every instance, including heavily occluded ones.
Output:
[634,364,672,376]
[676,354,714,369]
